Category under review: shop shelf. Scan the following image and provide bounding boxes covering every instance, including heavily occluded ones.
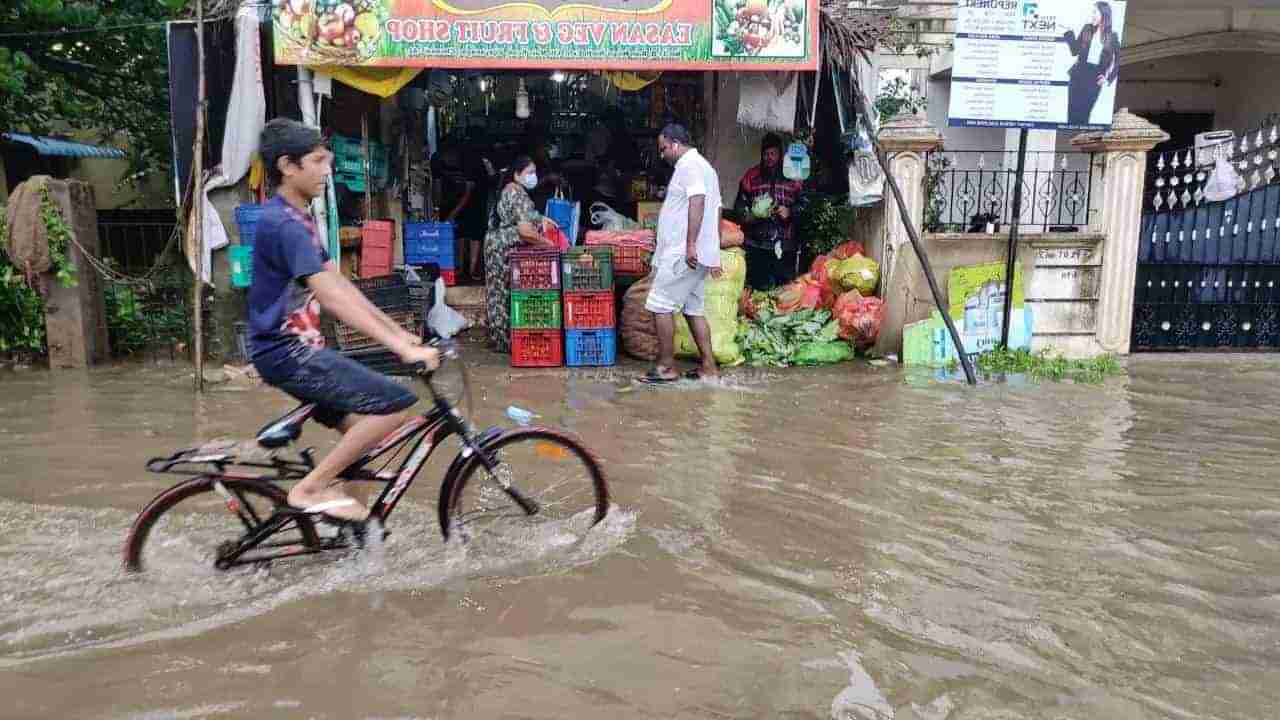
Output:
[510,250,561,290]
[511,329,563,368]
[510,290,562,329]
[562,291,616,329]
[559,247,614,292]
[565,329,616,367]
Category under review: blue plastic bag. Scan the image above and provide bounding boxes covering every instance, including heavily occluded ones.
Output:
[545,191,580,246]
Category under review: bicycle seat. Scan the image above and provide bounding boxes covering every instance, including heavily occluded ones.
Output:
[255,403,317,449]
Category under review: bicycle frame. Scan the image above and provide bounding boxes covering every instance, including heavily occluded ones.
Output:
[141,389,511,569]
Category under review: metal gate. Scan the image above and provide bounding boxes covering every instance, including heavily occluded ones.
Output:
[1132,122,1280,350]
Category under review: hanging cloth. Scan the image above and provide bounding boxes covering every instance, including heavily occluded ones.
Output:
[737,72,798,133]
[603,71,662,92]
[186,4,266,285]
[310,66,423,98]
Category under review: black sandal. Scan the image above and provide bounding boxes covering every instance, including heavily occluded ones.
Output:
[638,370,679,385]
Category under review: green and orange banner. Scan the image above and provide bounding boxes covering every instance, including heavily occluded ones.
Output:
[272,0,819,71]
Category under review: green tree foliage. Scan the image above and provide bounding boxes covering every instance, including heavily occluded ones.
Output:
[0,0,187,193]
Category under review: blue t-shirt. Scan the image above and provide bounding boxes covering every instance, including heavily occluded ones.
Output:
[247,195,330,375]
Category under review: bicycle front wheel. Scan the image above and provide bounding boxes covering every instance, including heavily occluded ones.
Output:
[124,476,319,574]
[442,429,609,542]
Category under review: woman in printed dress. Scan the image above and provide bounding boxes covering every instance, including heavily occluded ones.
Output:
[484,155,557,352]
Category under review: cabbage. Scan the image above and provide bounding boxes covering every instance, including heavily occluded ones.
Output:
[831,255,880,295]
[751,194,775,219]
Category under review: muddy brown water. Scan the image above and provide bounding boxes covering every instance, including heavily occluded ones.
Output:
[1,352,1279,719]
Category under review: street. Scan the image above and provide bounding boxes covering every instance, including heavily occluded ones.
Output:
[2,353,1278,719]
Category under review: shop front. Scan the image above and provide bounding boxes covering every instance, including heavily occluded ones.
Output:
[261,0,893,369]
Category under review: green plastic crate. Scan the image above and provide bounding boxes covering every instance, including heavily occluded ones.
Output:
[229,245,253,288]
[560,247,614,291]
[510,290,563,329]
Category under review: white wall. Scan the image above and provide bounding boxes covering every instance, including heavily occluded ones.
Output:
[1117,52,1280,132]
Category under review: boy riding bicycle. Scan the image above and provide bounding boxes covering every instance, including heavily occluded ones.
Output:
[248,118,439,522]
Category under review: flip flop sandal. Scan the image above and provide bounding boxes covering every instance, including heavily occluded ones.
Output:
[287,497,370,523]
[637,371,679,385]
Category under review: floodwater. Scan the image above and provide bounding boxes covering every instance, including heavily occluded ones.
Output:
[2,350,1279,719]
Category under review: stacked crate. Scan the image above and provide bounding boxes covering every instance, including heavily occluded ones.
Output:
[229,204,263,289]
[404,222,457,286]
[510,250,563,367]
[359,220,395,278]
[331,135,389,193]
[561,247,617,367]
[327,273,423,376]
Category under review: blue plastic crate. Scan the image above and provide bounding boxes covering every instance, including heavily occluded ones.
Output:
[235,203,264,246]
[565,328,616,367]
[404,222,456,268]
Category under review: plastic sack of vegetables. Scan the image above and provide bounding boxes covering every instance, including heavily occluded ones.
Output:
[792,341,854,365]
[833,290,885,349]
[674,247,747,366]
[776,274,823,314]
[621,273,659,360]
[830,255,880,296]
[830,241,866,260]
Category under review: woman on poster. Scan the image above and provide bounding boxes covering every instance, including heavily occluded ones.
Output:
[1062,1,1120,126]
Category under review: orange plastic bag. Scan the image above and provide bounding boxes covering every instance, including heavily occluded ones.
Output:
[543,218,570,251]
[776,274,823,314]
[719,219,745,248]
[830,241,866,260]
[833,290,884,349]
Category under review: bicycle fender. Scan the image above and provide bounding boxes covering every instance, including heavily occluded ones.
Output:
[436,425,505,539]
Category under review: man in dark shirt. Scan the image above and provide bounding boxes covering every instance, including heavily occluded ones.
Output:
[734,133,807,290]
[248,118,439,522]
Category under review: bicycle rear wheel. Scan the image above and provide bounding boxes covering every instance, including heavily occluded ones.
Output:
[124,476,319,574]
[442,429,609,543]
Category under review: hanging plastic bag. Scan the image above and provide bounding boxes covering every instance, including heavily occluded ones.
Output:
[1203,154,1244,203]
[590,201,642,231]
[545,187,581,246]
[426,277,469,339]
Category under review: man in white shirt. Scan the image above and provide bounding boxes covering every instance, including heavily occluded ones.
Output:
[642,123,722,383]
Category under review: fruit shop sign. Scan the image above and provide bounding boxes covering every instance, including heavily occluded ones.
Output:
[273,0,820,70]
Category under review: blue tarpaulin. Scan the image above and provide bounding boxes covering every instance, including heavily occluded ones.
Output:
[1,132,126,159]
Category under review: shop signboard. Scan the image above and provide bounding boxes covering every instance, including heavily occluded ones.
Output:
[903,262,1034,367]
[947,0,1127,130]
[272,0,819,70]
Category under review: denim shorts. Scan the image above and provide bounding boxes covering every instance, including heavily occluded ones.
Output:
[256,346,418,429]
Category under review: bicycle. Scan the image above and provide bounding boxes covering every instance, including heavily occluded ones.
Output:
[123,341,610,574]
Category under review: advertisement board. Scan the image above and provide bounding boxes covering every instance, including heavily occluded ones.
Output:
[948,0,1127,130]
[272,0,819,71]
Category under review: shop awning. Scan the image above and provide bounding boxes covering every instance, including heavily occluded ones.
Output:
[1,132,127,159]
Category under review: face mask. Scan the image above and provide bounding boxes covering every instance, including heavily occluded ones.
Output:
[520,172,538,190]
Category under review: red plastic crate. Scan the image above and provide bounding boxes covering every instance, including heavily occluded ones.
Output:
[360,242,394,278]
[612,245,652,276]
[563,291,616,329]
[511,329,563,367]
[361,220,394,249]
[510,250,561,290]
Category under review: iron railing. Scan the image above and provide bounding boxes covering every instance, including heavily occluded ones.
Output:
[1145,119,1280,213]
[923,151,1095,233]
[97,209,176,275]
